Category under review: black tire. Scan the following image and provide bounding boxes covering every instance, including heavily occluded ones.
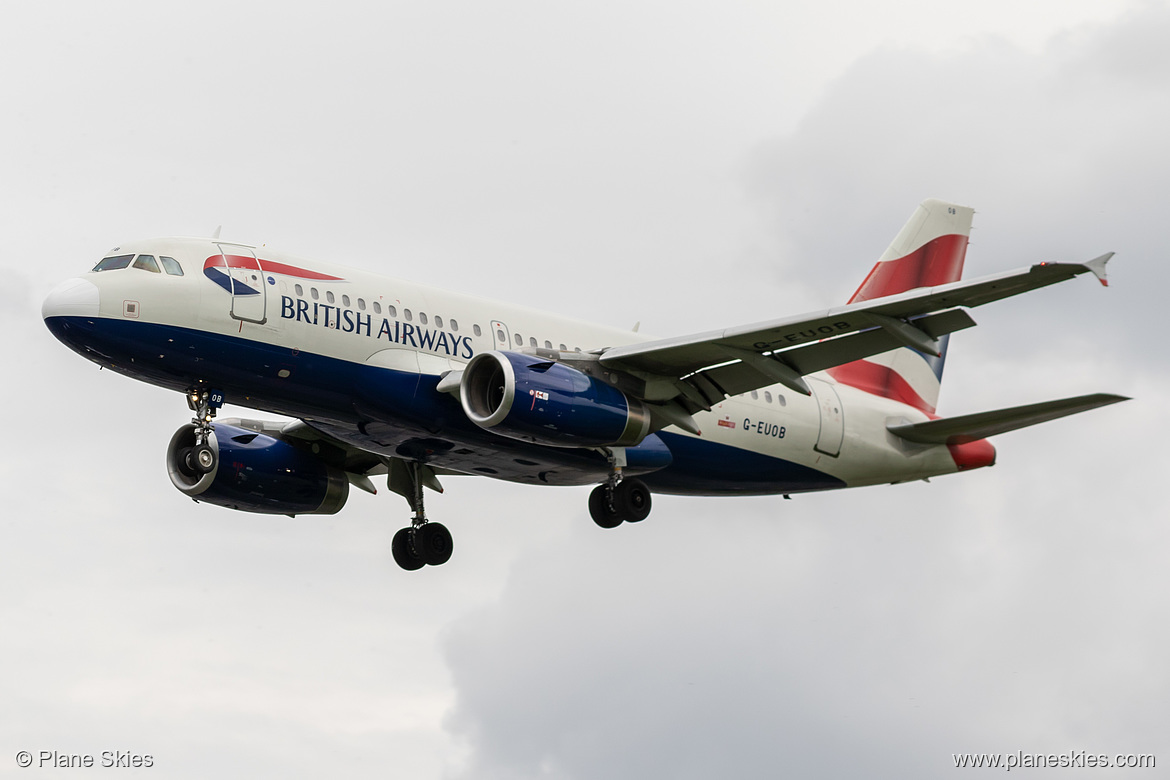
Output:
[391,527,425,571]
[193,444,217,474]
[414,522,453,566]
[177,447,200,478]
[589,484,624,528]
[616,478,652,522]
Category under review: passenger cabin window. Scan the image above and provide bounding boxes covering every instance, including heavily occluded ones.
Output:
[435,315,443,328]
[559,343,567,351]
[420,313,428,325]
[514,333,522,346]
[764,391,773,403]
[311,288,319,300]
[497,328,506,343]
[92,254,133,272]
[404,309,413,321]
[473,324,482,337]
[544,340,552,349]
[132,255,160,273]
[373,301,382,314]
[295,284,304,296]
[388,305,397,317]
[357,298,366,311]
[750,390,759,400]
[326,291,335,304]
[529,337,537,347]
[342,294,351,307]
[450,319,458,332]
[777,394,786,407]
[159,256,184,276]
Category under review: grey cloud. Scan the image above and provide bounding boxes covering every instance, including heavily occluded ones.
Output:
[742,8,1170,355]
[439,9,1169,779]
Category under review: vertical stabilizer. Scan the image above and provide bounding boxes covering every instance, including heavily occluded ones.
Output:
[827,199,974,414]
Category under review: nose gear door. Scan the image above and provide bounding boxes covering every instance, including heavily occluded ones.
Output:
[217,243,267,325]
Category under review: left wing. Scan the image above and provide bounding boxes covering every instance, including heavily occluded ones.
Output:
[597,254,1112,413]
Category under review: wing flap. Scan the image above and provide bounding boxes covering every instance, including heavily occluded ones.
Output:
[886,393,1129,444]
[694,309,976,398]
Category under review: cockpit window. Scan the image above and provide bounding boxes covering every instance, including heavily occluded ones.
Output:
[92,254,134,272]
[133,255,161,273]
[159,256,184,276]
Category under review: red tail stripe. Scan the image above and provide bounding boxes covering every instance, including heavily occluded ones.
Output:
[826,361,935,414]
[849,233,969,303]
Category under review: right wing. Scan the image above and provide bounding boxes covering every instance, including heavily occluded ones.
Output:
[597,254,1113,414]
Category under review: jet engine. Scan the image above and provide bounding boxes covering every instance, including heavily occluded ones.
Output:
[459,351,650,448]
[166,423,349,515]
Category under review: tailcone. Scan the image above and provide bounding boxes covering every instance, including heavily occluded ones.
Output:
[947,438,997,471]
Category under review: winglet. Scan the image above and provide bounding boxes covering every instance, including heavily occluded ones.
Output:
[1084,252,1113,287]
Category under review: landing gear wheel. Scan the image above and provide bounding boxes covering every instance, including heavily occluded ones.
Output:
[193,444,217,474]
[589,484,624,528]
[617,478,652,522]
[414,522,453,566]
[391,527,425,571]
[589,478,652,527]
[177,447,199,478]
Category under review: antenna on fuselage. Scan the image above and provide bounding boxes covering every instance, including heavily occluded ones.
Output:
[212,225,222,240]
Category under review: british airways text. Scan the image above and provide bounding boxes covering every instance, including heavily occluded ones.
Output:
[280,296,475,359]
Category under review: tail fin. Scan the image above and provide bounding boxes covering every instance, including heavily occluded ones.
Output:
[827,198,974,414]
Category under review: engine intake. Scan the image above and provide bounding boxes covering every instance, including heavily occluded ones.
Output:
[167,423,349,515]
[459,351,650,448]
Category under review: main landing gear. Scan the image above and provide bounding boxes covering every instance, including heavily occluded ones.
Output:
[388,459,453,571]
[179,387,224,475]
[588,474,652,528]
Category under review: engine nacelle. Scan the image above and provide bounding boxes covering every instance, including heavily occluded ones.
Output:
[167,423,349,515]
[459,351,650,447]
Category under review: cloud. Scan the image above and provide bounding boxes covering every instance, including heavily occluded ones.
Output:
[438,8,1170,779]
[742,4,1170,329]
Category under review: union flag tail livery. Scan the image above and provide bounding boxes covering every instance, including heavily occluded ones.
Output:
[828,199,975,415]
[42,198,1127,571]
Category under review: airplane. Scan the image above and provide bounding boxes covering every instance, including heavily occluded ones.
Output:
[42,199,1127,571]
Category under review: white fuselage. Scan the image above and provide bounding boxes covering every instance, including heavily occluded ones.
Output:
[43,236,968,495]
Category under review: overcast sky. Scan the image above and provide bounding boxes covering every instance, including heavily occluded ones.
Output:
[2,1,1166,777]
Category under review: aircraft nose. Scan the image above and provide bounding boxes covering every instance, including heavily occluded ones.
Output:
[42,277,100,320]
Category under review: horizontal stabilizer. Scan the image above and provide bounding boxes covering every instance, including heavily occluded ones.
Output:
[887,393,1129,444]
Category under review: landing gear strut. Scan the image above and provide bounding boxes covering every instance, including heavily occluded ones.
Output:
[388,459,453,571]
[589,451,652,527]
[181,387,224,475]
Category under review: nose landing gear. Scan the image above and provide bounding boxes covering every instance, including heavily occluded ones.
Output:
[179,388,224,476]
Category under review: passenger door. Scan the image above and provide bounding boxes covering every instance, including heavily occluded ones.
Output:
[217,243,266,325]
[809,378,844,457]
